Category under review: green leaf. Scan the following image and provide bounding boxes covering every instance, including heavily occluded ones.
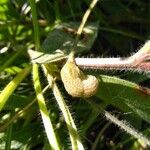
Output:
[42,22,99,54]
[28,49,66,64]
[96,75,150,122]
[28,22,99,64]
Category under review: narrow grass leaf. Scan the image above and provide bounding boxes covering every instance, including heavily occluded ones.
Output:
[0,65,31,111]
[32,64,61,150]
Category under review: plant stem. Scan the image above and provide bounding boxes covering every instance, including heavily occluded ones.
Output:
[73,0,99,51]
[29,0,40,51]
[52,82,84,150]
[42,65,84,150]
[75,58,150,71]
[105,111,150,147]
[33,64,61,150]
[75,40,150,72]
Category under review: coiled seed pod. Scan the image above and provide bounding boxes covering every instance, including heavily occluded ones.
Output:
[60,53,99,97]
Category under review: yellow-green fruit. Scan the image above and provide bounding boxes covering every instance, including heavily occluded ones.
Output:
[60,53,99,97]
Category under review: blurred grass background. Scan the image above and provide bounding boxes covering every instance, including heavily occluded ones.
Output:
[0,0,150,149]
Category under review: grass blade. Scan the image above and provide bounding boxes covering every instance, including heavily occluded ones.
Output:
[0,65,31,112]
[32,64,61,150]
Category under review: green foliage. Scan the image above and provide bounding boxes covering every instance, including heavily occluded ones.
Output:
[0,0,150,149]
[96,75,150,122]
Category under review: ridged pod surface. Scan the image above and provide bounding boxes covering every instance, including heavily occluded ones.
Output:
[60,53,99,97]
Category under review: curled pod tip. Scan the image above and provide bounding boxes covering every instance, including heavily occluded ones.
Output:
[60,53,99,98]
[82,75,99,97]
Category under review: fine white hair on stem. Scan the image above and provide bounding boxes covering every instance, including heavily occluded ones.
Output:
[75,40,150,72]
[104,110,150,147]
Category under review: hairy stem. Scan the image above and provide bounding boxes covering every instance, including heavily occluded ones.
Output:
[75,58,150,71]
[75,40,150,72]
[105,111,150,147]
[42,65,84,150]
